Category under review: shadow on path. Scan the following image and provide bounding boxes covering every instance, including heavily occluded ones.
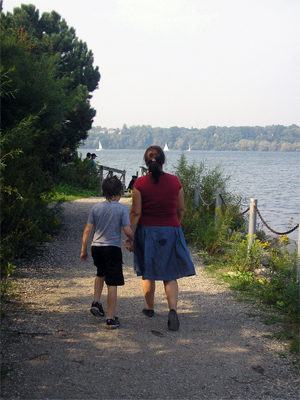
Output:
[1,198,299,399]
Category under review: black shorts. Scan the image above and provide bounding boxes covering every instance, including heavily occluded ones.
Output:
[91,246,124,286]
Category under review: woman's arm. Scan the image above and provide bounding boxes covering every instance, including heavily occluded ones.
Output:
[177,187,185,222]
[129,188,142,232]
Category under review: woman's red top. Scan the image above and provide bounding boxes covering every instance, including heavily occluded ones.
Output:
[133,173,182,227]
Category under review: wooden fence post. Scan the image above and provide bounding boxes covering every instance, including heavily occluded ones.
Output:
[99,166,104,195]
[297,215,300,281]
[215,188,222,224]
[194,183,200,211]
[139,166,147,177]
[98,165,127,195]
[248,198,257,246]
[120,170,126,194]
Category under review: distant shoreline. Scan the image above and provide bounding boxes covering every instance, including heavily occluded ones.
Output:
[78,148,299,152]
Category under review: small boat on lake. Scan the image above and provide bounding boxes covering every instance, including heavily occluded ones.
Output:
[187,144,191,151]
[96,141,103,151]
[164,143,169,151]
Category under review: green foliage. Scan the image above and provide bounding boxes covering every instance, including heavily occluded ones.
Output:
[218,234,299,354]
[260,248,299,318]
[223,235,299,318]
[0,112,62,270]
[226,234,267,272]
[1,4,100,172]
[175,154,245,255]
[0,262,18,300]
[57,151,100,191]
[52,184,100,201]
[0,5,100,274]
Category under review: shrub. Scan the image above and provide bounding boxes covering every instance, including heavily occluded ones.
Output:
[57,151,100,191]
[0,124,62,276]
[174,154,245,254]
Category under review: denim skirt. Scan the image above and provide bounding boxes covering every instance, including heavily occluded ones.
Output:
[133,225,195,281]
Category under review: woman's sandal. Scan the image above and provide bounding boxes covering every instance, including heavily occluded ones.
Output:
[142,308,155,317]
[168,309,180,331]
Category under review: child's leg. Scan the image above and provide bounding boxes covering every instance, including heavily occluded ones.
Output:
[94,276,105,303]
[106,285,117,319]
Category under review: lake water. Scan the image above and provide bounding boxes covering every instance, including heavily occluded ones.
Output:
[79,148,300,242]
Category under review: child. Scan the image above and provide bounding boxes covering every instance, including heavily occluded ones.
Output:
[80,176,134,329]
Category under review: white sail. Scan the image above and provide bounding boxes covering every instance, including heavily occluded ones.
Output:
[187,144,191,151]
[164,143,169,151]
[96,141,103,151]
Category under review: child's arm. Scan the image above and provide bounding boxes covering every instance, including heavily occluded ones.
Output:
[123,226,134,252]
[80,222,93,260]
[123,225,134,242]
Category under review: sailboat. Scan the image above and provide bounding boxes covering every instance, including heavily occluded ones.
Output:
[187,144,191,151]
[164,143,169,151]
[96,141,103,151]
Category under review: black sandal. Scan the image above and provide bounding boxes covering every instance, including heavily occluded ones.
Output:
[142,308,155,317]
[168,309,180,331]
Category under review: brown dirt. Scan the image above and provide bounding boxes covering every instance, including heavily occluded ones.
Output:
[1,197,299,399]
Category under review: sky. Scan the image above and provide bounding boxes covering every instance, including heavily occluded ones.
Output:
[3,0,300,129]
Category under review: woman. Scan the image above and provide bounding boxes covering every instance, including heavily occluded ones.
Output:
[126,145,195,331]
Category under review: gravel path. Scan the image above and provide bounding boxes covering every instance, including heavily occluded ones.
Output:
[1,197,299,400]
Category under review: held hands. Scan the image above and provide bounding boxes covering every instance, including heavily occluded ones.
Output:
[124,238,134,253]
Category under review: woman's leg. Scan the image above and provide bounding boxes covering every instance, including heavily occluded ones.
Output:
[164,280,180,330]
[106,285,117,319]
[163,280,178,311]
[142,279,155,310]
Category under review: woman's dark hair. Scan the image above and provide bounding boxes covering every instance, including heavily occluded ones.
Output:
[102,176,123,198]
[144,145,165,183]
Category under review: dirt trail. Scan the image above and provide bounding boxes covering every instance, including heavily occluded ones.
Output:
[1,198,299,400]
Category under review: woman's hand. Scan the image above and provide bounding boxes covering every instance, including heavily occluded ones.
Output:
[124,238,134,252]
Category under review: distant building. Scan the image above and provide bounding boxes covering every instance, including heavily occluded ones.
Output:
[98,128,115,134]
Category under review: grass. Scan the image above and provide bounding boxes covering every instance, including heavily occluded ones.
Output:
[52,184,101,201]
[52,184,132,202]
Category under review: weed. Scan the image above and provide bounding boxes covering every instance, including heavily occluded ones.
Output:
[0,263,18,300]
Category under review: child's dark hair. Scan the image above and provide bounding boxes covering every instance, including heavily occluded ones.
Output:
[144,145,165,184]
[102,176,123,199]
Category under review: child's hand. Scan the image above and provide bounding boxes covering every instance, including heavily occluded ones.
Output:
[124,238,134,252]
[80,252,88,260]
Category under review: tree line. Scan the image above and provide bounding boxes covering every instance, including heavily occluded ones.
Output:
[85,124,300,151]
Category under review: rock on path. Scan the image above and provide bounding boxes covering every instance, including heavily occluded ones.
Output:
[1,197,299,399]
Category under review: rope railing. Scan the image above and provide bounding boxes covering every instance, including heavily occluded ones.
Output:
[193,183,216,208]
[194,184,299,240]
[218,192,298,236]
[219,193,250,216]
[199,192,216,207]
[253,204,299,236]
